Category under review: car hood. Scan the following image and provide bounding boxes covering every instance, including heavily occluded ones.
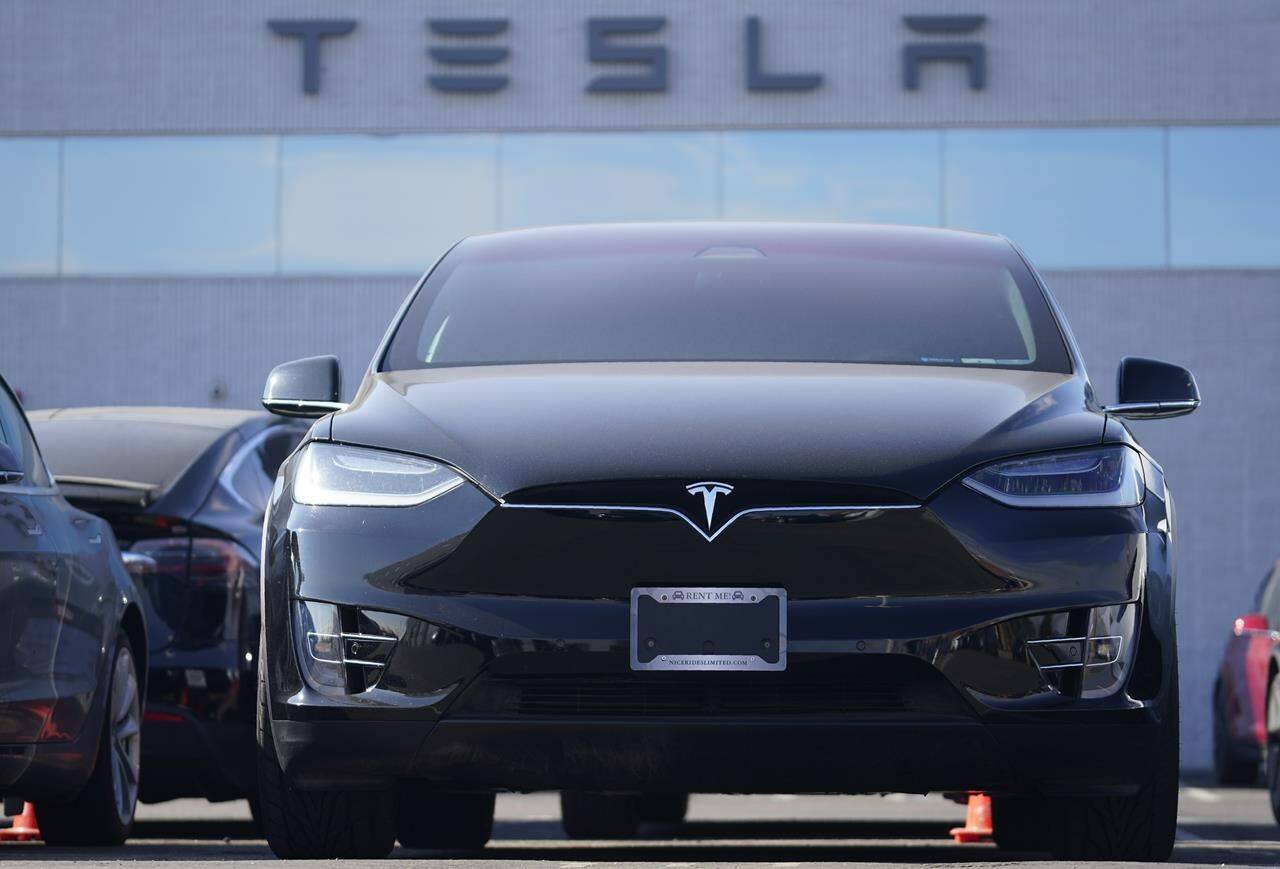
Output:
[330,363,1103,501]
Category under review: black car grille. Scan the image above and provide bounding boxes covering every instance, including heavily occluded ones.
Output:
[450,654,971,719]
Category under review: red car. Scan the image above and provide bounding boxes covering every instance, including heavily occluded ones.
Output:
[1213,561,1280,784]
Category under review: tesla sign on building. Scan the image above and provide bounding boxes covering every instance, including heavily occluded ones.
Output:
[267,14,991,95]
[0,0,1278,773]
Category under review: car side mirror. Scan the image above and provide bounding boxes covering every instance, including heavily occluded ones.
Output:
[262,355,346,419]
[0,442,23,484]
[1102,356,1200,420]
[1234,612,1269,636]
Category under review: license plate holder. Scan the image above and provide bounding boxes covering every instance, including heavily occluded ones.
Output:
[630,587,786,671]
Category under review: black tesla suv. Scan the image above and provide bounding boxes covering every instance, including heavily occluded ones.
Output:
[255,223,1198,861]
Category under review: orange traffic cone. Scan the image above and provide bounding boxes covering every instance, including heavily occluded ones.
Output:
[949,793,992,843]
[0,802,40,842]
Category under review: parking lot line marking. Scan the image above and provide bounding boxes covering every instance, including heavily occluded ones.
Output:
[1184,786,1223,803]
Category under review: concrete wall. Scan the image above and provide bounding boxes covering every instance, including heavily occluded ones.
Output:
[3,269,1278,768]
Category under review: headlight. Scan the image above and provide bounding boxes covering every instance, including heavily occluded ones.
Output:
[293,443,465,507]
[963,446,1144,508]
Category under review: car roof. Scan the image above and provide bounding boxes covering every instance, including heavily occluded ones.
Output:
[455,221,1011,261]
[27,406,275,495]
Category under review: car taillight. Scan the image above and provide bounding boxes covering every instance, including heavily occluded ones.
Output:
[130,537,252,651]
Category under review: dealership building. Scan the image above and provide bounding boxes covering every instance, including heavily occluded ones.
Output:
[2,1,1278,768]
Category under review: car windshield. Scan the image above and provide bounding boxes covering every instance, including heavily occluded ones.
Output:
[383,232,1071,373]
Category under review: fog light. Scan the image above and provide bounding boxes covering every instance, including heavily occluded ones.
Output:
[292,599,407,697]
[293,600,347,695]
[1081,603,1136,699]
[1024,603,1137,699]
[1085,635,1122,666]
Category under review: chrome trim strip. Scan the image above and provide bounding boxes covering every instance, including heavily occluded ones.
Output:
[341,632,399,643]
[263,398,349,418]
[1030,635,1124,669]
[306,630,395,668]
[54,474,156,492]
[502,502,919,543]
[1101,399,1199,418]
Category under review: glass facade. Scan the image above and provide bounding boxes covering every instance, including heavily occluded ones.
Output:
[500,133,719,227]
[944,128,1167,269]
[281,135,499,274]
[62,137,278,275]
[2,126,1276,276]
[1169,126,1280,268]
[0,138,59,276]
[722,131,942,227]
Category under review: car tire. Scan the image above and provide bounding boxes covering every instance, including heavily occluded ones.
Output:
[246,792,264,833]
[1213,686,1259,785]
[397,785,493,849]
[38,633,142,847]
[255,638,397,859]
[637,793,688,824]
[560,792,640,839]
[1265,674,1280,824]
[1042,662,1180,862]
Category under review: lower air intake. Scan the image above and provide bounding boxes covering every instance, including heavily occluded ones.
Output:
[451,654,971,718]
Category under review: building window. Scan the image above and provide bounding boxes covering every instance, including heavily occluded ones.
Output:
[500,133,718,228]
[280,134,499,274]
[944,128,1166,269]
[1169,126,1280,269]
[0,138,59,276]
[722,130,942,226]
[62,137,278,275]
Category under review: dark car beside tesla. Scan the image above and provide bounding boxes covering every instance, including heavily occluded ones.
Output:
[23,407,309,817]
[242,222,1199,861]
[0,375,148,844]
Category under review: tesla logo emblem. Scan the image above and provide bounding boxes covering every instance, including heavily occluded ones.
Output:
[686,481,734,529]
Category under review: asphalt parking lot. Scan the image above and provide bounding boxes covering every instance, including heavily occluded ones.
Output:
[0,777,1276,868]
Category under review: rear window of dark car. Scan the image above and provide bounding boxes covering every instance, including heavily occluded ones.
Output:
[383,233,1071,374]
[222,428,305,515]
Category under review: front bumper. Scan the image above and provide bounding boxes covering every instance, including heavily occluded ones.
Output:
[274,708,1160,796]
[266,590,1171,797]
[261,472,1178,797]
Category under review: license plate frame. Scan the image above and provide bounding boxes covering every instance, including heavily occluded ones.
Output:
[629,586,787,672]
